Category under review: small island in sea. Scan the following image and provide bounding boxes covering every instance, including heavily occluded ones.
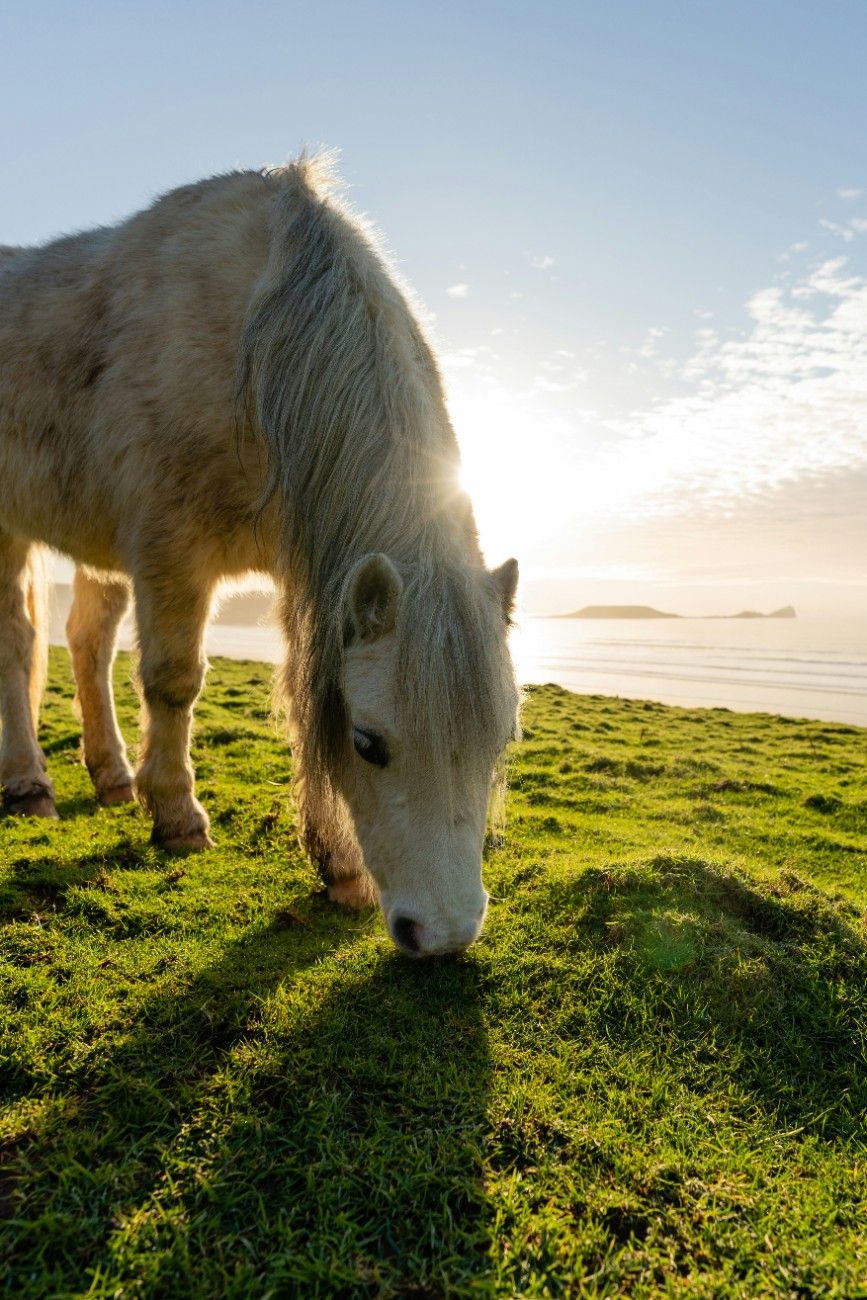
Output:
[556,604,797,620]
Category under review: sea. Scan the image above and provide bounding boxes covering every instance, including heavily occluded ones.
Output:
[48,591,867,729]
[509,616,867,729]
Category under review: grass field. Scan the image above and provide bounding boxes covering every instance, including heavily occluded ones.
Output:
[2,648,867,1297]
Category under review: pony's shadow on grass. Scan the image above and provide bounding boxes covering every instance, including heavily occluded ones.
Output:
[0,790,116,825]
[5,902,492,1294]
[51,785,132,819]
[181,949,493,1293]
[0,834,155,920]
[40,730,81,758]
[547,855,867,1140]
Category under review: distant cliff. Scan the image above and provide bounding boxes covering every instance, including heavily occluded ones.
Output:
[557,604,797,620]
[729,606,796,620]
[557,605,679,619]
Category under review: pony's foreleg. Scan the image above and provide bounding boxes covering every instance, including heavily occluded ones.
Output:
[133,574,213,852]
[297,781,377,909]
[66,567,134,805]
[0,534,56,817]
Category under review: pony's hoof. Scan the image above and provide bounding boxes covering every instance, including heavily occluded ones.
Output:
[5,791,59,819]
[152,826,213,853]
[99,783,135,807]
[327,876,377,909]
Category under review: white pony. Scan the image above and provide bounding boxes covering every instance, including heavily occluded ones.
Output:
[0,155,519,957]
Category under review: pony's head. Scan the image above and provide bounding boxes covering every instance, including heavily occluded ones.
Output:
[334,551,519,957]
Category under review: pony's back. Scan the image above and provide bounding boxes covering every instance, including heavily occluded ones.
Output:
[0,172,280,568]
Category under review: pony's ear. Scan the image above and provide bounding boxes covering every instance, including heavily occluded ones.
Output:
[491,557,519,619]
[347,553,403,642]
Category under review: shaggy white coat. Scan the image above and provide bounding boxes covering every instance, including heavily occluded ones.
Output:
[0,155,519,954]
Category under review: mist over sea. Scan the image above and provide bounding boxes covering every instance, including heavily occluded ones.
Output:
[49,589,867,728]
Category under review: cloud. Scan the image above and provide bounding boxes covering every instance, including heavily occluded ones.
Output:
[440,345,504,383]
[837,187,861,200]
[446,282,469,299]
[533,379,576,393]
[819,216,867,243]
[639,325,667,359]
[778,240,809,263]
[442,222,867,604]
[594,464,867,589]
[534,354,588,393]
[820,217,856,242]
[527,253,556,270]
[606,256,867,530]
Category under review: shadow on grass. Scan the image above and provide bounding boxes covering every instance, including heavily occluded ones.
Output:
[2,904,492,1297]
[544,854,867,1141]
[51,793,115,819]
[0,790,107,825]
[0,834,157,921]
[40,731,81,757]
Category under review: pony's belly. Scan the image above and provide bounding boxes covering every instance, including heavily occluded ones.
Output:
[38,526,121,573]
[0,457,121,569]
[1,499,121,571]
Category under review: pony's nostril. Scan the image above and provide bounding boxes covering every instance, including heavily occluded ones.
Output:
[392,914,421,954]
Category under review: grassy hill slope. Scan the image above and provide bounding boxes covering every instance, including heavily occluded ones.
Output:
[2,650,866,1297]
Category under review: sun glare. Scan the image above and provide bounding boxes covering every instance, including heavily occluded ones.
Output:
[450,380,636,569]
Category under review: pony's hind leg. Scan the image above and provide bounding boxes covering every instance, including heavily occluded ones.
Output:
[133,569,214,852]
[66,567,134,805]
[0,535,56,818]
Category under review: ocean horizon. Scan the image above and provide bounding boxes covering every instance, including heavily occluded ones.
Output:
[48,588,867,729]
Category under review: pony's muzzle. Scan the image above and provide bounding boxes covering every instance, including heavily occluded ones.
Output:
[387,900,487,958]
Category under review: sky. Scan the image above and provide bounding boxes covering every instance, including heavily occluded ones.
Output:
[3,0,866,616]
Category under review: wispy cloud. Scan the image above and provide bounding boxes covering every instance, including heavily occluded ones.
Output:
[820,217,856,242]
[778,240,809,262]
[447,282,470,299]
[837,186,861,200]
[639,325,667,359]
[441,344,502,376]
[500,256,862,590]
[606,256,867,533]
[534,353,588,393]
[527,253,556,270]
[445,221,867,603]
[819,215,867,243]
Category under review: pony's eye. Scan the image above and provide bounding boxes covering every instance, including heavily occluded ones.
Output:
[352,727,390,768]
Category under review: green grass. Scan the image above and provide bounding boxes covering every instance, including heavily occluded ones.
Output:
[2,648,867,1297]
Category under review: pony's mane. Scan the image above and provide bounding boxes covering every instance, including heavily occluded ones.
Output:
[236,153,513,814]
